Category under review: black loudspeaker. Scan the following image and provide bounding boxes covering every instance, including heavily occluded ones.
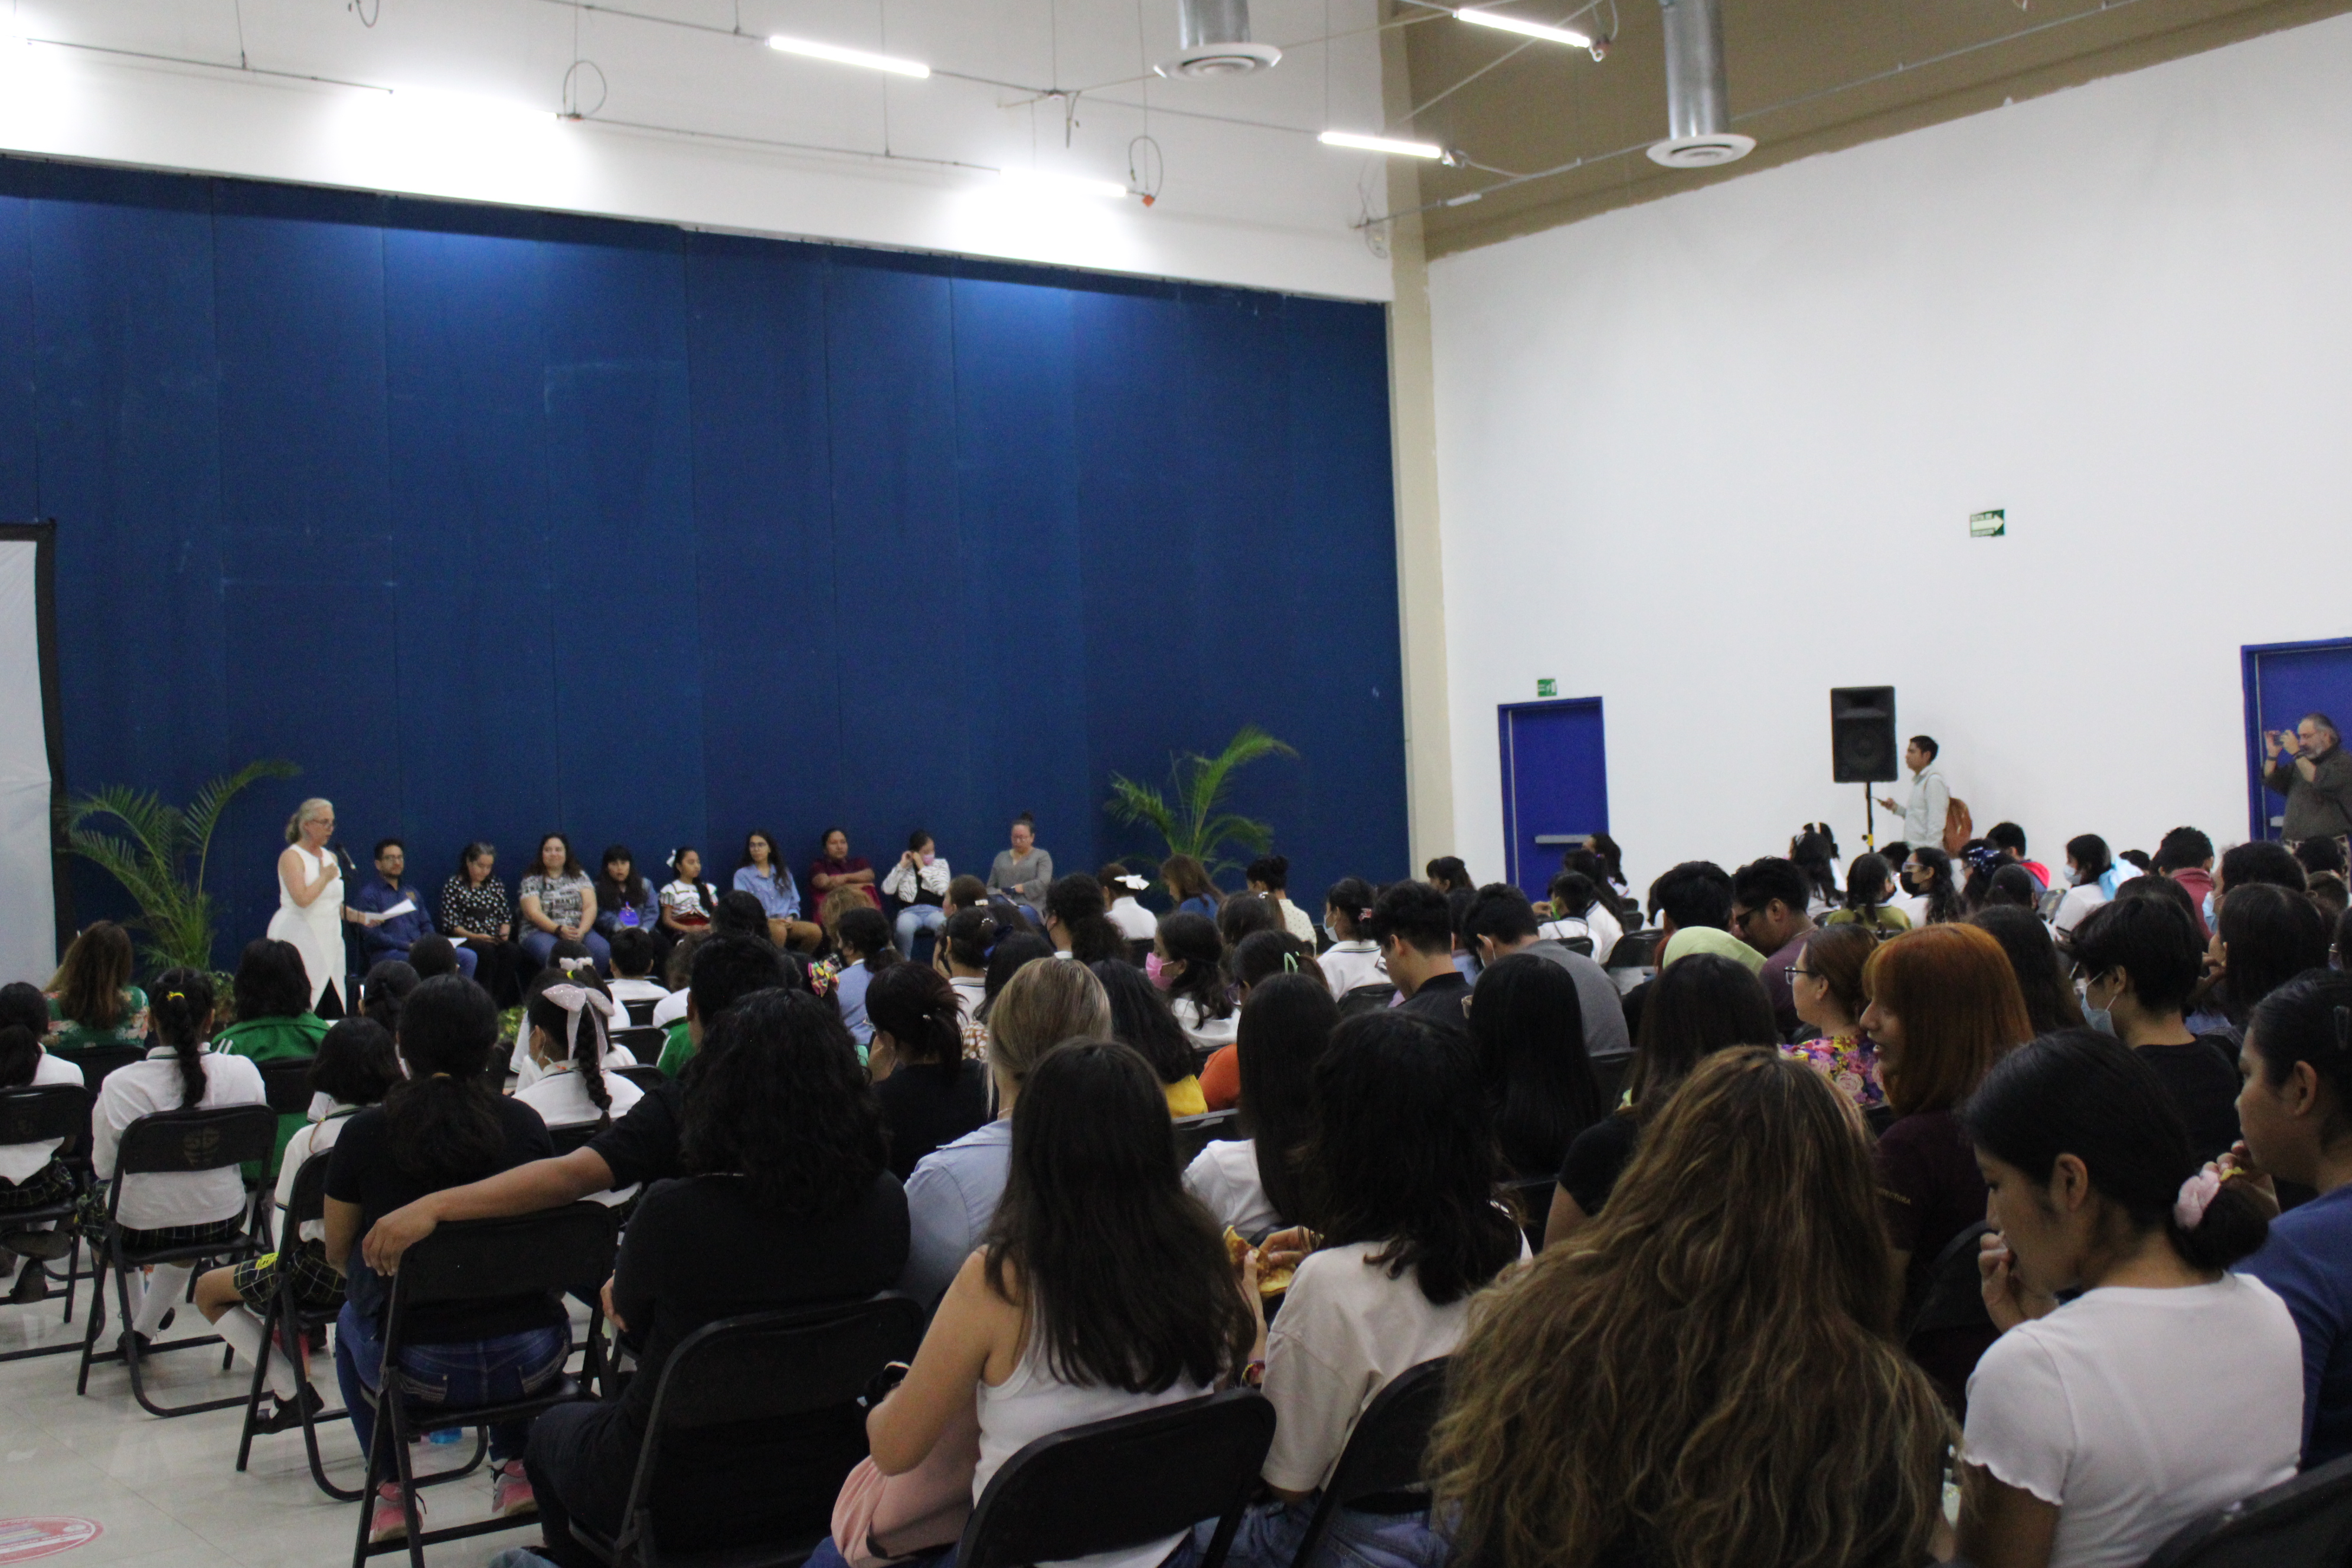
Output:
[1830,686,1898,783]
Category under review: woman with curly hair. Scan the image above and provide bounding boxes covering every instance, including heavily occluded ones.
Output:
[524,990,909,1566]
[1429,1048,1954,1568]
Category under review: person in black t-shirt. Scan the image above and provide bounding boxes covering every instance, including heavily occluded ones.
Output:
[322,976,566,1538]
[2070,898,2242,1162]
[523,990,909,1564]
[864,962,988,1181]
[356,936,790,1278]
[1368,881,1469,1027]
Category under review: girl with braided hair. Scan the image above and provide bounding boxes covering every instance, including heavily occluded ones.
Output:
[512,966,643,1207]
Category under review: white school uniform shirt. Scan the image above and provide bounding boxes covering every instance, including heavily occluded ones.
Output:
[511,1031,639,1091]
[1108,896,1158,943]
[605,976,671,1011]
[1170,995,1237,1050]
[513,1066,646,1207]
[1315,940,1388,999]
[1182,1138,1282,1241]
[650,988,690,1029]
[2050,881,2108,937]
[275,1104,364,1243]
[1963,1276,2302,1568]
[92,1046,268,1231]
[0,1050,86,1184]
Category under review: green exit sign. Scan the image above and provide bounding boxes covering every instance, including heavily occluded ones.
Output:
[1537,678,1557,697]
[1970,508,2006,538]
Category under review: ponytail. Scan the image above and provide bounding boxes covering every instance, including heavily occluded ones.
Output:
[865,964,966,1066]
[385,975,507,1181]
[943,907,999,971]
[2170,1178,2272,1273]
[150,967,214,1109]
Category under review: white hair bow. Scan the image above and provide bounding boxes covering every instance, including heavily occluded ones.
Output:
[542,981,617,1066]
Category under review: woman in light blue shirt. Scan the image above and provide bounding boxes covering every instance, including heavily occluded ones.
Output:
[733,829,821,952]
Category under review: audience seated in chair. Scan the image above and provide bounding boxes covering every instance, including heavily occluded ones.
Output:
[1468,953,1606,1182]
[0,1006,86,1302]
[1183,974,1335,1243]
[1313,877,1387,998]
[1196,930,1325,1112]
[526,989,910,1567]
[833,907,898,1051]
[864,963,988,1181]
[601,927,670,1018]
[511,970,642,1207]
[1153,913,1235,1054]
[1780,923,1886,1113]
[45,920,149,1053]
[1093,959,1208,1116]
[2069,897,2242,1162]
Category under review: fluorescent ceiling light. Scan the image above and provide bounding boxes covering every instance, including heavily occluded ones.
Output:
[1318,129,1445,159]
[1454,8,1593,47]
[767,34,930,79]
[998,168,1131,200]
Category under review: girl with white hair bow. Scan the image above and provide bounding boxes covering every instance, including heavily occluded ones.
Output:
[511,966,645,1207]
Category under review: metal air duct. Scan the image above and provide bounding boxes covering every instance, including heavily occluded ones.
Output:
[1156,0,1281,78]
[1646,0,1753,168]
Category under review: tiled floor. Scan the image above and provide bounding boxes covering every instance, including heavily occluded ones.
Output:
[1,1273,553,1568]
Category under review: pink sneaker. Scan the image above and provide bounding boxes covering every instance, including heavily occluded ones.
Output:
[370,1482,422,1542]
[491,1459,536,1518]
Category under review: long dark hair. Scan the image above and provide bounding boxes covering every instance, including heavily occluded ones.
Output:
[360,961,420,1041]
[1090,960,1194,1087]
[739,829,788,880]
[524,967,616,1129]
[667,847,715,914]
[384,975,508,1183]
[1160,855,1221,909]
[983,1040,1254,1390]
[1155,912,1231,1022]
[2249,972,2352,1141]
[2219,884,2333,1025]
[1306,1011,1523,1305]
[0,1025,42,1090]
[979,931,1055,1023]
[1628,953,1776,1116]
[942,907,1000,971]
[1843,853,1895,917]
[148,968,215,1108]
[1324,877,1378,941]
[865,963,963,1067]
[1047,874,1125,964]
[1966,906,2083,1034]
[1236,974,1338,1226]
[2066,834,2115,885]
[53,922,134,1031]
[1586,833,1628,888]
[1470,954,1605,1178]
[596,845,648,919]
[1907,845,1962,925]
[1962,1030,2268,1273]
[1790,825,1840,906]
[233,938,312,1022]
[684,990,887,1217]
[534,832,583,881]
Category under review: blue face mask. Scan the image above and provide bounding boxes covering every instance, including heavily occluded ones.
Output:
[2204,890,2217,929]
[2075,976,2115,1035]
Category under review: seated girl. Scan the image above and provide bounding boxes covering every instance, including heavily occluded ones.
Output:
[192,1017,401,1430]
[658,848,717,940]
[822,1038,1254,1568]
[324,975,570,1541]
[1431,1049,1953,1568]
[2233,969,2352,1468]
[510,947,639,1089]
[1314,878,1387,999]
[1152,913,1236,1053]
[1045,873,1128,965]
[511,970,643,1206]
[832,906,899,1051]
[867,963,988,1180]
[1198,932,1328,1112]
[1468,953,1605,1182]
[1216,1008,1525,1568]
[46,920,148,1052]
[525,991,909,1567]
[1093,959,1209,1116]
[214,937,331,1170]
[1959,1030,2302,1568]
[90,972,268,1352]
[0,1006,84,1303]
[1782,922,1885,1112]
[1183,975,1336,1242]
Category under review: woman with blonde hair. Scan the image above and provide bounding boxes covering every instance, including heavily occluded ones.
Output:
[1860,921,2035,1408]
[270,797,355,1012]
[1430,1048,1953,1568]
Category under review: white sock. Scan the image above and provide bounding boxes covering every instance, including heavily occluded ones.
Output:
[216,1306,301,1400]
[132,1265,190,1334]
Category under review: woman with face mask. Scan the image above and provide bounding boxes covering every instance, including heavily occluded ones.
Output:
[2066,899,2240,1162]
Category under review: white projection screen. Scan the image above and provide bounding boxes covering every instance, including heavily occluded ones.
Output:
[0,525,63,985]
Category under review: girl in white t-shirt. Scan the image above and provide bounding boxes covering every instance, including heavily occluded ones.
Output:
[1958,1030,2303,1568]
[191,1016,401,1425]
[511,970,643,1206]
[658,847,718,939]
[1217,1007,1528,1568]
[1182,975,1338,1241]
[1152,912,1236,1050]
[1315,877,1388,999]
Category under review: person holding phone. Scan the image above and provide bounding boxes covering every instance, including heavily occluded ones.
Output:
[2265,713,2352,844]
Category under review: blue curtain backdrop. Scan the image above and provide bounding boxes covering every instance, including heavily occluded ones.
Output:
[0,156,1407,963]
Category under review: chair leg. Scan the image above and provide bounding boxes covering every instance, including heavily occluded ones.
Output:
[75,1244,122,1396]
[301,1358,364,1504]
[351,1395,388,1568]
[58,1228,81,1327]
[235,1292,279,1473]
[388,1384,429,1568]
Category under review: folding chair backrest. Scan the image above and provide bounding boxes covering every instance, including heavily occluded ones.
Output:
[612,1064,666,1094]
[116,1105,281,1176]
[622,997,661,1027]
[547,1121,604,1155]
[56,1042,142,1090]
[1315,1357,1449,1511]
[1605,930,1661,971]
[390,1205,616,1318]
[649,1294,925,1435]
[958,1389,1276,1568]
[1335,983,1394,1020]
[285,1148,334,1230]
[2144,1452,2352,1568]
[1906,1221,1994,1342]
[258,1056,316,1115]
[0,1084,92,1152]
[1173,1109,1239,1163]
[611,1026,667,1062]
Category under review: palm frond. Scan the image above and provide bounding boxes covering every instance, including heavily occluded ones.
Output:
[186,759,298,894]
[64,759,292,977]
[68,786,185,868]
[1100,727,1297,877]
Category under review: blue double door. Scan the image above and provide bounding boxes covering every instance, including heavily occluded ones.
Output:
[1499,698,1609,903]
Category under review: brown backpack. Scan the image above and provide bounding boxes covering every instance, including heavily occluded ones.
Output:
[1943,798,1974,857]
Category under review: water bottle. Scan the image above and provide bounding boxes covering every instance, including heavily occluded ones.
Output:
[428,1427,463,1445]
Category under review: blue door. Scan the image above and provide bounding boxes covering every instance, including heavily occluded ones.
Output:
[1499,698,1609,902]
[2243,639,2352,839]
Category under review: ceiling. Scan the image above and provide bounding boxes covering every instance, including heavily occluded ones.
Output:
[1390,0,2352,257]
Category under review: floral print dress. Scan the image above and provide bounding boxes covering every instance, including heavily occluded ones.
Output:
[1782,1033,1885,1112]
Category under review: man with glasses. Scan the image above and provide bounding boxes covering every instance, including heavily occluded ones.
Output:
[2265,713,2352,847]
[1731,857,1817,1038]
[351,838,476,979]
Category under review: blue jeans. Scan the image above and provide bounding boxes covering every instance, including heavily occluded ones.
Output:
[894,904,947,958]
[1202,1498,1450,1568]
[805,1523,1201,1568]
[520,929,611,977]
[334,1301,569,1466]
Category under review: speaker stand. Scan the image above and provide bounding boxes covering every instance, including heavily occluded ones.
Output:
[1863,786,1876,851]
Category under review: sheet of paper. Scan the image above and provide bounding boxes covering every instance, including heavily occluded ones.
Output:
[378,898,416,919]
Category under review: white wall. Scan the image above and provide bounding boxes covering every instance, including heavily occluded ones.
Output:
[0,541,54,983]
[0,0,1394,302]
[1427,12,2352,893]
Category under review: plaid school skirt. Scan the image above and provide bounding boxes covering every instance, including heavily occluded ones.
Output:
[0,1160,73,1213]
[233,1240,345,1311]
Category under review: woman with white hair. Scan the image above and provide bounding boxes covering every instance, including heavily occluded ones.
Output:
[269,798,355,1013]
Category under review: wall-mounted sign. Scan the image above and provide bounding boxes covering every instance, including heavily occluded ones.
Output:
[1536,678,1557,697]
[1970,509,2006,538]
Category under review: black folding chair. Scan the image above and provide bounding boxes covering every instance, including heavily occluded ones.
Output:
[613,1064,667,1095]
[2144,1452,2352,1567]
[956,1388,1276,1568]
[75,1103,277,1416]
[1335,983,1394,1020]
[1289,1357,1450,1568]
[1904,1220,1994,1350]
[569,1292,926,1568]
[235,1149,361,1500]
[1174,1109,1241,1164]
[0,1084,92,1363]
[52,1041,142,1092]
[1604,930,1662,971]
[621,997,662,1028]
[351,1204,618,1568]
[548,1122,605,1155]
[612,1027,668,1066]
[257,1057,317,1115]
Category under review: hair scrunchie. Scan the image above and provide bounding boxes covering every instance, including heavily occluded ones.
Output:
[2174,1168,2222,1230]
[541,981,616,1065]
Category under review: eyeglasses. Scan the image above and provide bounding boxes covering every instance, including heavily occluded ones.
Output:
[1788,966,1816,980]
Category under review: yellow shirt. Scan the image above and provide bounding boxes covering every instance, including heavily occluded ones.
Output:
[1164,1075,1209,1118]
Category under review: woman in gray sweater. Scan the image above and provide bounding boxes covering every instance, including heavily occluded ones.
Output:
[987,814,1053,913]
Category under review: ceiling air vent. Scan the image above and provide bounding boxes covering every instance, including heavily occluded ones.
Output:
[1646,0,1753,168]
[1156,0,1281,78]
